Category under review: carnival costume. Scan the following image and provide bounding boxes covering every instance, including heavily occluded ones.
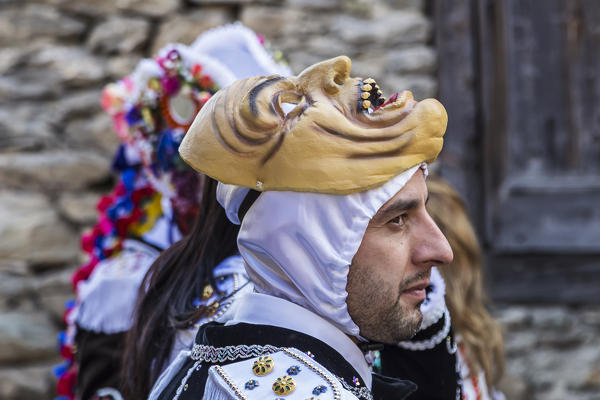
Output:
[54,24,289,400]
[149,55,448,400]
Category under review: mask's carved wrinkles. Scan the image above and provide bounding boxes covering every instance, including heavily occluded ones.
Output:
[180,56,448,194]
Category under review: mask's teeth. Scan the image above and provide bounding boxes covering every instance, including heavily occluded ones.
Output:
[359,78,383,112]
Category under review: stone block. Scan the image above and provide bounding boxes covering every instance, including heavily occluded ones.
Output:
[0,150,111,191]
[496,373,531,400]
[331,11,430,46]
[349,52,387,80]
[384,45,436,75]
[40,0,116,15]
[530,306,573,329]
[0,5,85,46]
[582,366,600,390]
[383,0,424,11]
[0,362,56,400]
[107,55,142,79]
[64,113,119,156]
[285,0,340,10]
[286,51,328,76]
[494,306,532,329]
[240,6,304,39]
[0,47,28,75]
[0,261,28,275]
[0,69,63,101]
[29,46,107,87]
[0,192,79,266]
[51,89,104,122]
[0,273,31,301]
[188,0,258,4]
[116,0,180,17]
[0,312,58,364]
[87,16,151,55]
[34,267,77,321]
[305,36,352,58]
[0,104,57,151]
[151,8,233,54]
[58,191,102,225]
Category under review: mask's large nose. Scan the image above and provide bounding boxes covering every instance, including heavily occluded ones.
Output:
[296,55,351,94]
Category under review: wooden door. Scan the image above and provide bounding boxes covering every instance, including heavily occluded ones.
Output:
[435,0,600,303]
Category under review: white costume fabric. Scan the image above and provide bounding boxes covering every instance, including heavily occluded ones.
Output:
[233,164,424,338]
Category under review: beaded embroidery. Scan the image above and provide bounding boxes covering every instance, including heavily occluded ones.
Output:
[312,384,328,395]
[244,379,259,390]
[286,365,301,375]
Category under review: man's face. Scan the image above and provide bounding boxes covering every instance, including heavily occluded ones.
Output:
[346,170,453,344]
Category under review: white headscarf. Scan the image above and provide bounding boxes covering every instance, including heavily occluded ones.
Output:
[220,164,426,337]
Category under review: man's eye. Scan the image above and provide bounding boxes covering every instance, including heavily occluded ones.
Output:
[389,214,407,227]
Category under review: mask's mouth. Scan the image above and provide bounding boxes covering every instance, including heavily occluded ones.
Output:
[356,78,417,126]
[357,78,385,112]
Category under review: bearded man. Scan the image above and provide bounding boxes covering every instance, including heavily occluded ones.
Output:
[149,55,452,400]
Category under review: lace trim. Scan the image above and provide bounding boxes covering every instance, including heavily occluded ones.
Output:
[190,343,283,363]
[397,308,451,351]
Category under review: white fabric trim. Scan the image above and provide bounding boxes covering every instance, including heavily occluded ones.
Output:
[191,22,291,81]
[418,266,446,330]
[225,292,372,389]
[216,183,250,225]
[75,240,159,334]
[238,164,425,339]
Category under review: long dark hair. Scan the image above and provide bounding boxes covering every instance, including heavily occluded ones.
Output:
[121,177,240,399]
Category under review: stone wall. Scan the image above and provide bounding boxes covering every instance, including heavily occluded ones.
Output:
[495,305,600,400]
[0,1,597,400]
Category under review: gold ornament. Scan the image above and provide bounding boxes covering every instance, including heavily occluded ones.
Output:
[180,56,447,194]
[252,356,275,376]
[205,301,219,317]
[202,284,214,300]
[272,376,296,396]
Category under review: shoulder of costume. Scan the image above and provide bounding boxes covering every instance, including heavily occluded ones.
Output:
[74,239,159,334]
[203,348,358,399]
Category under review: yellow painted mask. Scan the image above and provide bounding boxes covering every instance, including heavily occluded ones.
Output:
[179,56,447,194]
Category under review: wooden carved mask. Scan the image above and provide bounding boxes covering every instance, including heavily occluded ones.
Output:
[179,56,448,194]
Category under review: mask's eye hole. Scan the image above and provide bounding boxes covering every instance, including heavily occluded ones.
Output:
[281,102,298,116]
[275,92,307,118]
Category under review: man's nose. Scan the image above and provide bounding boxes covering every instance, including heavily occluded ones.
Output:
[413,213,454,267]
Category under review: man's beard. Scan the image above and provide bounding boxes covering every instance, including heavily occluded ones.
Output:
[346,264,429,344]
